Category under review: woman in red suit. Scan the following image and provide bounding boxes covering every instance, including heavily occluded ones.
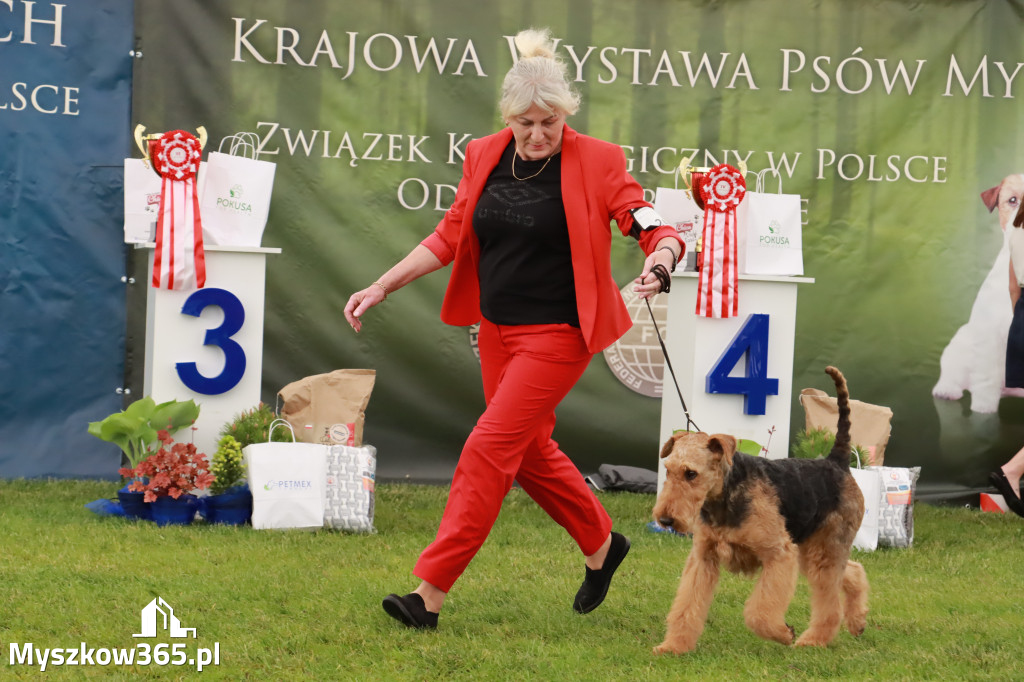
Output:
[344,27,684,629]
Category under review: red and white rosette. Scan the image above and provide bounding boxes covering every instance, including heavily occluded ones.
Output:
[149,130,206,290]
[696,163,746,318]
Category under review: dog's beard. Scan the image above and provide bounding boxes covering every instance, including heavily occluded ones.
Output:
[652,483,704,534]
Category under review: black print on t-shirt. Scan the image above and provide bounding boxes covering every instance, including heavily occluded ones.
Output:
[477,181,553,227]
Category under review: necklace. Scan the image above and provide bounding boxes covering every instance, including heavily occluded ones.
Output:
[511,150,552,181]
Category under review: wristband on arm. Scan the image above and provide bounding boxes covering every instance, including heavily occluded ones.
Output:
[656,245,678,273]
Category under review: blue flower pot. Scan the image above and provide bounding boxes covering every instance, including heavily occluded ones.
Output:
[117,485,152,521]
[204,485,253,526]
[150,494,199,527]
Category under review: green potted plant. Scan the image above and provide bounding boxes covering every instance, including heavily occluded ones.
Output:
[88,396,200,519]
[204,435,253,525]
[791,427,870,468]
[219,402,292,448]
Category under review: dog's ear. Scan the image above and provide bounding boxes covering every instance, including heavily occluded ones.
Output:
[707,434,737,467]
[660,431,687,459]
[981,183,1002,213]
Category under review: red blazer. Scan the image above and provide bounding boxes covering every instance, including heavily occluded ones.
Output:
[421,124,684,353]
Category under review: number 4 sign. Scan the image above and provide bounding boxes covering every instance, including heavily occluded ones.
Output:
[706,313,780,415]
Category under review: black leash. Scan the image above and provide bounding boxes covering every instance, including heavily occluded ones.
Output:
[644,264,700,433]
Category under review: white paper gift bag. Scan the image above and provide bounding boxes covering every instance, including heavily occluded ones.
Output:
[198,132,277,247]
[652,186,703,272]
[123,158,163,244]
[850,459,881,552]
[737,169,804,275]
[245,420,328,530]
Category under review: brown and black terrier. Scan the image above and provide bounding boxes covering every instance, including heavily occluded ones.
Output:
[651,366,869,654]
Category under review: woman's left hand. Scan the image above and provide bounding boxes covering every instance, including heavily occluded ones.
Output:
[633,248,676,300]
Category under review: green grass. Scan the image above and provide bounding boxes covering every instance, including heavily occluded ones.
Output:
[1,480,1021,681]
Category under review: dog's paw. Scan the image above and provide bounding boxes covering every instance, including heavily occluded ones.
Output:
[653,641,693,655]
[969,395,1001,414]
[931,383,964,401]
[794,630,831,647]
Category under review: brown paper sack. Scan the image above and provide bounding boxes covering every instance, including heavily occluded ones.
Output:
[799,388,893,465]
[278,369,376,446]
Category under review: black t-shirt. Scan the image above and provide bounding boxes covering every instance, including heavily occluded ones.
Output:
[472,141,579,327]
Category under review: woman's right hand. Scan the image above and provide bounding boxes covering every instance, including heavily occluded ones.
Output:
[342,245,445,333]
[343,283,387,333]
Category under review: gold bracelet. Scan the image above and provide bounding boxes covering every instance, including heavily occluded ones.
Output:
[372,281,388,299]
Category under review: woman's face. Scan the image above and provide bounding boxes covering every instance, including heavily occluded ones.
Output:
[507,103,565,160]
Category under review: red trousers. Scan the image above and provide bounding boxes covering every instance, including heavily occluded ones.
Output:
[413,320,614,592]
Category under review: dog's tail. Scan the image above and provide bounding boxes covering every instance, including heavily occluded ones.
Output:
[825,366,852,469]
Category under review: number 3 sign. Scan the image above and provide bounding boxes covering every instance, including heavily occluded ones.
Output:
[176,287,247,395]
[143,245,279,459]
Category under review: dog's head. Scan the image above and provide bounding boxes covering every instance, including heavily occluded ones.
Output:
[980,173,1024,231]
[652,430,737,534]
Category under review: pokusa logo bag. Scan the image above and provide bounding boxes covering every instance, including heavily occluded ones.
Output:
[737,169,805,276]
[198,132,277,247]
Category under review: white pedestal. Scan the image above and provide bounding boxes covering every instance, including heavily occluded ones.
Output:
[658,272,814,488]
[141,244,280,459]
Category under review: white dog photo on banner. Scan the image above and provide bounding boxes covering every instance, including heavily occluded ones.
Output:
[933,174,1024,413]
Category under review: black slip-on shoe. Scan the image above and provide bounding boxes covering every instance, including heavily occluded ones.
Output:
[989,470,1024,518]
[382,592,438,629]
[573,532,631,614]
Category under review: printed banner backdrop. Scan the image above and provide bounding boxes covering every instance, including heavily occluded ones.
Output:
[127,1,1024,500]
[0,0,134,477]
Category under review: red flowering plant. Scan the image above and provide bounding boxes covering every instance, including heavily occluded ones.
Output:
[118,430,215,502]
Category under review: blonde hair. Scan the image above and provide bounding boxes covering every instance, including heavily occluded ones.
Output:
[500,28,581,120]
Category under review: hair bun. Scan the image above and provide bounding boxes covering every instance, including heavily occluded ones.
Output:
[514,27,556,60]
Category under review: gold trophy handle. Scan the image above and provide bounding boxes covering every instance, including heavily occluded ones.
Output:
[196,125,207,150]
[133,124,149,159]
[679,156,693,190]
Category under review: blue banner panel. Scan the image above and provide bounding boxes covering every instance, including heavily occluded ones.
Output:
[0,0,134,477]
